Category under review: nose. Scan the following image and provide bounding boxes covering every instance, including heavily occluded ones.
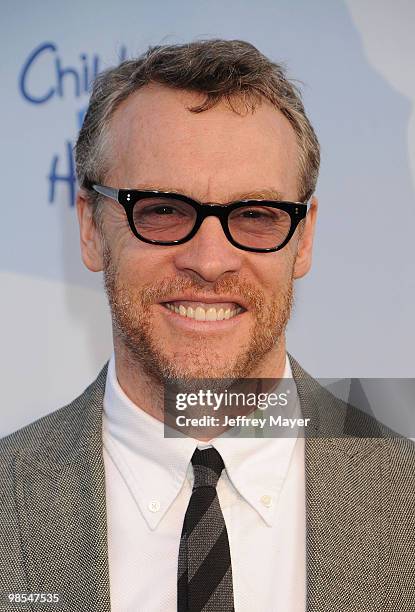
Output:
[172,215,243,282]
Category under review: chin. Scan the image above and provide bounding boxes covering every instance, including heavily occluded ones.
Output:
[159,350,238,381]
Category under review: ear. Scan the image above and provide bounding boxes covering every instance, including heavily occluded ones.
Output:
[76,189,104,272]
[293,196,318,279]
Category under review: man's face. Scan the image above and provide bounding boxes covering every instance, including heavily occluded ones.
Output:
[78,84,316,382]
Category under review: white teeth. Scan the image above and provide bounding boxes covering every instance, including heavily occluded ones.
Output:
[195,307,206,321]
[206,307,217,321]
[164,303,243,321]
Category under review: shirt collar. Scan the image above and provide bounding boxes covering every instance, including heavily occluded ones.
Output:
[103,353,299,529]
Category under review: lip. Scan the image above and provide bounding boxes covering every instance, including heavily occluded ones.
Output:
[157,303,247,331]
[158,295,248,310]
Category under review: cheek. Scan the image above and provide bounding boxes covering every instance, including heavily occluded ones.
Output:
[116,245,175,287]
[254,251,295,292]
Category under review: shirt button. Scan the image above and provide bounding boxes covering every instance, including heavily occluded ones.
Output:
[260,494,273,508]
[148,500,161,513]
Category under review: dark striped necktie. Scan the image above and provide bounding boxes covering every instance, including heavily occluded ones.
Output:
[178,447,235,612]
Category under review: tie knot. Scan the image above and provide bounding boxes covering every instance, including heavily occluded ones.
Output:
[191,447,225,489]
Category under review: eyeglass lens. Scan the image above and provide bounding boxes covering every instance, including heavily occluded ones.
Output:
[132,196,292,248]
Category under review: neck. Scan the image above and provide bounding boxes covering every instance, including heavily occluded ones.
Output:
[112,336,288,424]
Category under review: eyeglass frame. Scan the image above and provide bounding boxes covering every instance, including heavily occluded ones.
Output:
[86,181,309,253]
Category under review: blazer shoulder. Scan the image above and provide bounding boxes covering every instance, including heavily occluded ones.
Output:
[288,353,415,453]
[0,362,109,465]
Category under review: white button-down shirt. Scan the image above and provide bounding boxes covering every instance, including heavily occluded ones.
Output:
[103,354,306,611]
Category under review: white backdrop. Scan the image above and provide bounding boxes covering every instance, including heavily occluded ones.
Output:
[1,0,414,437]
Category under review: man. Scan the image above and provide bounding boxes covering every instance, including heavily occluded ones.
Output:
[0,39,414,612]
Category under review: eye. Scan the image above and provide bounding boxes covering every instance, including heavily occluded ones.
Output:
[133,198,195,221]
[143,204,183,215]
[131,197,197,239]
[231,206,287,222]
[239,208,274,219]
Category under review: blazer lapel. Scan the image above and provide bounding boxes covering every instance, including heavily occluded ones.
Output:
[290,355,387,612]
[13,364,111,612]
[304,436,385,611]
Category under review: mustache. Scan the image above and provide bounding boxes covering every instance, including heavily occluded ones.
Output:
[137,275,266,311]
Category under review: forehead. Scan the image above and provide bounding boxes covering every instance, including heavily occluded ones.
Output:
[107,83,300,201]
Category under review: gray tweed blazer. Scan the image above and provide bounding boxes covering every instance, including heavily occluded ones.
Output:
[0,356,414,612]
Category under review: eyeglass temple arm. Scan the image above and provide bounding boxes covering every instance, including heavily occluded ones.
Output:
[92,184,120,202]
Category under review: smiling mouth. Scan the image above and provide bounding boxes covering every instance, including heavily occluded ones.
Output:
[161,301,246,321]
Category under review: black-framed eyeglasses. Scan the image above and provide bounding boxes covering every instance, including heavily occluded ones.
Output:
[87,182,309,253]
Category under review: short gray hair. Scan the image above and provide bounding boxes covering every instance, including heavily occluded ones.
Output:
[75,38,320,225]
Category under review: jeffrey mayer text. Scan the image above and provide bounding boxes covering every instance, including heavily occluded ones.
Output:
[176,414,311,428]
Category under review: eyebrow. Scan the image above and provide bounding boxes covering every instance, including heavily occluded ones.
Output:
[228,188,286,201]
[132,185,286,202]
